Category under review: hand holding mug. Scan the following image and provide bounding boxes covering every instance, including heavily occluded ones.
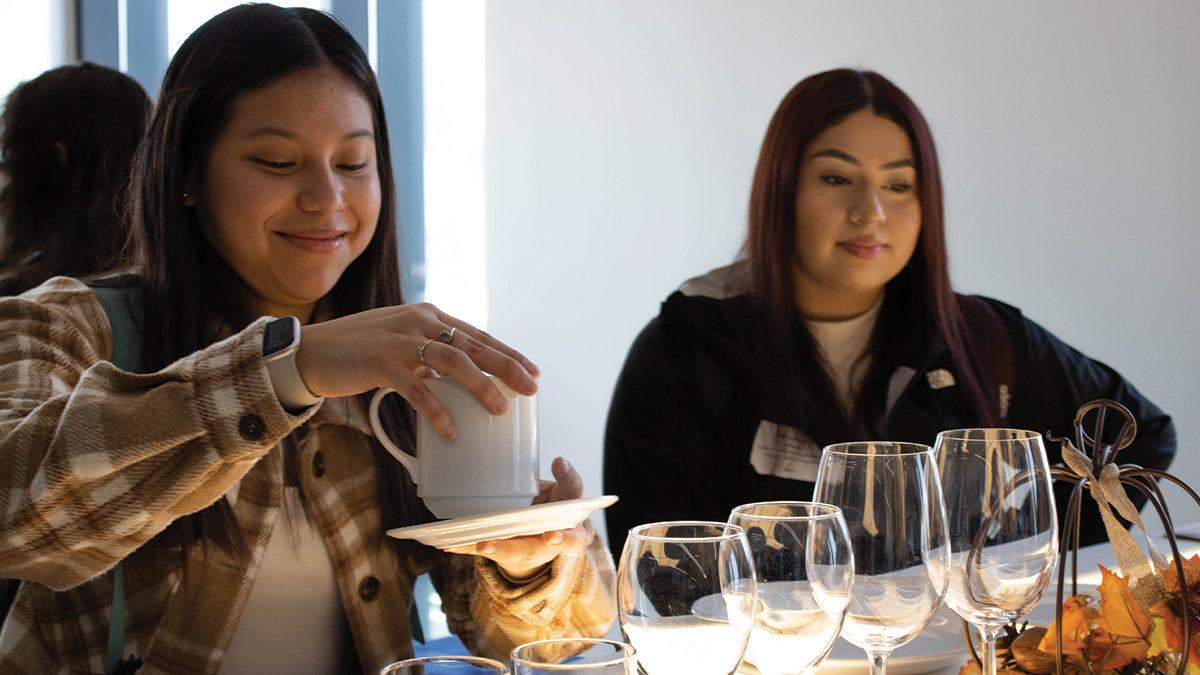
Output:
[295,302,539,439]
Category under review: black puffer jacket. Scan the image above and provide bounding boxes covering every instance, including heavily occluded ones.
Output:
[602,263,1176,560]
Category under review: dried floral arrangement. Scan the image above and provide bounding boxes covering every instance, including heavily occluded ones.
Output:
[960,400,1200,675]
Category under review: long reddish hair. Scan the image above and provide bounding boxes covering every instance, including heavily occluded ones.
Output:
[744,69,995,443]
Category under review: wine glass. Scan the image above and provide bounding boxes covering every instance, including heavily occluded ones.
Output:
[511,638,637,674]
[813,442,951,675]
[617,521,757,674]
[934,429,1058,675]
[727,502,854,675]
[379,655,510,674]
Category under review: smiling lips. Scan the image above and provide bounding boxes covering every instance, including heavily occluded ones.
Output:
[838,238,885,259]
[277,229,347,254]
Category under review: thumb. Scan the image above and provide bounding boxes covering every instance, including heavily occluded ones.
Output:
[551,457,584,500]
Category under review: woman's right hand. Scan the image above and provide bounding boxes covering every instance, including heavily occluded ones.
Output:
[293,303,539,440]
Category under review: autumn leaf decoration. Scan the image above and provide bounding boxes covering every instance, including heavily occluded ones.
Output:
[963,558,1200,675]
[1036,567,1153,673]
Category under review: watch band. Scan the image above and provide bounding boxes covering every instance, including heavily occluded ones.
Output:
[263,316,321,410]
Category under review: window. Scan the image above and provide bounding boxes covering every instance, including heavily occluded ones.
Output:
[0,1,70,119]
[422,0,487,328]
[168,0,331,57]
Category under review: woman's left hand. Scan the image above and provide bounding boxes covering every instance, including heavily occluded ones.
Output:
[443,457,590,581]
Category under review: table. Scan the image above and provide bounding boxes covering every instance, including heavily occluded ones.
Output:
[731,532,1200,675]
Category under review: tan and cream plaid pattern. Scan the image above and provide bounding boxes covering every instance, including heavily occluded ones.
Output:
[0,278,617,675]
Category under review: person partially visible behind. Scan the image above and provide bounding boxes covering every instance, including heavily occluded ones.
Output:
[0,62,150,296]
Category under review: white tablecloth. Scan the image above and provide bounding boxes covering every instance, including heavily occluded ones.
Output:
[762,532,1200,675]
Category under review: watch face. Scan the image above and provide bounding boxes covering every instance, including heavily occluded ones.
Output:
[263,318,296,356]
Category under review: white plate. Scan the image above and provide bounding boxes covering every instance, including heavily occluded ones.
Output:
[801,585,1096,675]
[690,585,967,675]
[386,495,618,548]
[813,604,968,675]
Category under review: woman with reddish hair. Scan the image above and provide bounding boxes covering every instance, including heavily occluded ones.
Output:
[602,69,1175,555]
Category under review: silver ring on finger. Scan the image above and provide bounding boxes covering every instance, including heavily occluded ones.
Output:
[417,338,436,367]
[438,327,456,345]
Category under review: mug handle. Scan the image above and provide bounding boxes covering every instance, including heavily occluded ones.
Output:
[369,387,421,484]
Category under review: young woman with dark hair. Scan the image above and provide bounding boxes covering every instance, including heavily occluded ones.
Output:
[0,63,150,296]
[602,68,1175,557]
[0,6,613,674]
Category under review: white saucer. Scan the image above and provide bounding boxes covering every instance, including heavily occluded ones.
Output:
[799,584,1096,675]
[387,495,619,548]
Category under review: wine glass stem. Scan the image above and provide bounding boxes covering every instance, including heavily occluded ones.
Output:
[866,650,890,675]
[980,626,1001,675]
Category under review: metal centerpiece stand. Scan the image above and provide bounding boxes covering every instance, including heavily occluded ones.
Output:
[962,399,1200,675]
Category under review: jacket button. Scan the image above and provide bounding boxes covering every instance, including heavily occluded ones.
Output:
[238,415,265,440]
[312,451,325,478]
[358,576,380,602]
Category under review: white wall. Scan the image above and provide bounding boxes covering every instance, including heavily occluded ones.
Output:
[484,1,1200,540]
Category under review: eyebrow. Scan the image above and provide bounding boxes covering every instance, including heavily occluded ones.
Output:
[809,148,914,170]
[241,126,375,142]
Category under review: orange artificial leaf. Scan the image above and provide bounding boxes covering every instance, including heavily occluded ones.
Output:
[1162,554,1200,594]
[1093,567,1152,645]
[1040,595,1097,660]
[1087,630,1148,672]
[957,662,981,675]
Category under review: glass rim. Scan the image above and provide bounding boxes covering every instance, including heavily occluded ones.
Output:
[380,655,510,672]
[936,428,1043,441]
[627,520,746,543]
[510,638,636,669]
[729,501,842,522]
[821,441,933,456]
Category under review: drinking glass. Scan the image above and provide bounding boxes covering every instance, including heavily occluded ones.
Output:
[934,429,1058,675]
[617,521,757,674]
[511,638,637,674]
[727,502,854,675]
[379,655,510,674]
[813,442,951,675]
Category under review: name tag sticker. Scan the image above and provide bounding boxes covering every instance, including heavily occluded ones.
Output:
[926,369,956,390]
[749,420,821,482]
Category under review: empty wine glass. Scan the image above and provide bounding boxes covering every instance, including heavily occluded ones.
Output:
[511,638,637,674]
[727,502,854,675]
[813,442,950,675]
[617,521,757,674]
[379,655,510,674]
[934,429,1058,675]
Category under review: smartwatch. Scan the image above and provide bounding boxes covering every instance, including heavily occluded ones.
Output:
[263,316,321,410]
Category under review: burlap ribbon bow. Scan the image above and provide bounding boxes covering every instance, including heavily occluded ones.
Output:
[1060,439,1166,610]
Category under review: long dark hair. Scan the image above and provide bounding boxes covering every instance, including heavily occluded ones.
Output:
[125,4,425,562]
[0,63,149,296]
[745,69,995,445]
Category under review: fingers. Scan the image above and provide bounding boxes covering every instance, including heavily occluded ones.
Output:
[350,303,540,435]
[550,457,584,500]
[386,373,458,441]
[436,311,541,381]
[433,329,538,397]
[419,341,510,415]
[531,480,556,505]
[441,524,590,572]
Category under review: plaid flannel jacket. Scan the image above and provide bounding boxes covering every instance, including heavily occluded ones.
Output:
[0,278,616,674]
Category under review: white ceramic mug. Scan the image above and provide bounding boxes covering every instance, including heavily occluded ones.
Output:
[369,376,539,519]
